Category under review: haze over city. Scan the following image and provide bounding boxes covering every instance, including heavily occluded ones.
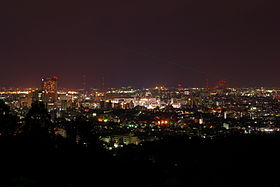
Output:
[1,0,279,88]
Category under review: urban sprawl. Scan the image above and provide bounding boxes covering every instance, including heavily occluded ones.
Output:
[1,77,280,150]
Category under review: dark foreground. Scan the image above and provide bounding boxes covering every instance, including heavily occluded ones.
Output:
[1,134,280,187]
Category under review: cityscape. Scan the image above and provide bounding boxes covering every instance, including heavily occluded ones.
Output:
[1,0,280,186]
[2,77,280,145]
[1,77,280,186]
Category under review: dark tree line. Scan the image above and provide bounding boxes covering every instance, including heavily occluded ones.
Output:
[0,100,18,136]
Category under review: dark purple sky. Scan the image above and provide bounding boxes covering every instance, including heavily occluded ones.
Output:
[0,0,279,88]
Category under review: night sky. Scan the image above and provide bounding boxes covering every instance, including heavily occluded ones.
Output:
[0,0,279,88]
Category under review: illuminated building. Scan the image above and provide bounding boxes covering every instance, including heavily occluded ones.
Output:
[19,94,33,108]
[41,76,58,107]
[32,90,44,103]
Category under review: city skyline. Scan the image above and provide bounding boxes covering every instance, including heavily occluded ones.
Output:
[0,0,279,88]
[1,1,280,186]
[1,76,280,89]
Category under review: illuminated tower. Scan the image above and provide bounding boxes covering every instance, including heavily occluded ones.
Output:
[41,76,58,106]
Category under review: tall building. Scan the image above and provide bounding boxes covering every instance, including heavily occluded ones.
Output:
[41,76,58,107]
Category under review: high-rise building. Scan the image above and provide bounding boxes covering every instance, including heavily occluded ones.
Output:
[41,76,58,106]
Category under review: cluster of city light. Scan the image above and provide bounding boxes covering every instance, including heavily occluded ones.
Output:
[67,91,78,95]
[154,86,167,90]
[0,91,33,94]
[157,120,169,125]
[108,90,136,94]
[257,128,280,132]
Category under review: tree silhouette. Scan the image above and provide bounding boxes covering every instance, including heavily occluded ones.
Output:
[0,100,18,136]
[24,101,52,137]
[76,117,104,152]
